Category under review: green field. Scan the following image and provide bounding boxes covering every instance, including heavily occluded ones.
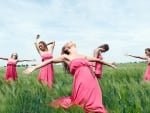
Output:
[0,63,150,113]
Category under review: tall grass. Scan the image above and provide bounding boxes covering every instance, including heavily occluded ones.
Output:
[101,63,150,113]
[0,63,150,113]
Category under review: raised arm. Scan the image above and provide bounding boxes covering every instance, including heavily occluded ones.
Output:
[126,54,148,60]
[93,48,103,57]
[47,41,55,54]
[34,34,42,55]
[0,57,8,61]
[93,48,98,58]
[47,41,55,46]
[93,48,100,68]
[23,55,65,74]
[86,56,116,69]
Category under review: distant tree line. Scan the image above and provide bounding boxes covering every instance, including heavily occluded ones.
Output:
[3,64,36,67]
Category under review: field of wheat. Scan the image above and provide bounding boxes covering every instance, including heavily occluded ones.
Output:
[0,63,150,113]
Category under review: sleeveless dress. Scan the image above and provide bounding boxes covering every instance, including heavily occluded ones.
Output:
[95,54,103,78]
[144,60,150,80]
[38,53,54,88]
[5,61,17,81]
[50,58,107,113]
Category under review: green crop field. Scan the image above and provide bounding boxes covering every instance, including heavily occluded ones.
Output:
[0,63,150,113]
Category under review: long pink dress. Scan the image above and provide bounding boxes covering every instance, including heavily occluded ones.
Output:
[51,58,107,113]
[144,60,150,80]
[38,53,54,88]
[5,61,17,81]
[95,54,103,78]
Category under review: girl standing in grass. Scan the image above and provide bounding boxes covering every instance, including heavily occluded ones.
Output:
[0,53,35,82]
[24,41,116,113]
[126,48,150,81]
[34,34,55,88]
[93,44,109,78]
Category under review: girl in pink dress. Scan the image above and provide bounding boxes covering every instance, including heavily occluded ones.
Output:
[24,41,116,113]
[93,44,109,78]
[0,53,35,82]
[34,34,55,88]
[126,48,150,81]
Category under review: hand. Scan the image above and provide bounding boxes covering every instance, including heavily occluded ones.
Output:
[23,66,36,75]
[36,34,40,39]
[32,59,36,61]
[52,41,55,44]
[125,53,131,56]
[51,41,55,44]
[99,48,105,52]
[111,62,116,65]
[112,65,117,69]
[111,62,117,69]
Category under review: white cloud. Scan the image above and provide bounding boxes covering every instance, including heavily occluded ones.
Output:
[0,0,150,65]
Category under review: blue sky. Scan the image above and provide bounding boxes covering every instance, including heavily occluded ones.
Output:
[0,0,150,65]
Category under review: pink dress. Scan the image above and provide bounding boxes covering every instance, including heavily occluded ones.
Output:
[95,54,103,78]
[38,53,54,88]
[144,60,150,80]
[50,58,107,113]
[5,61,17,81]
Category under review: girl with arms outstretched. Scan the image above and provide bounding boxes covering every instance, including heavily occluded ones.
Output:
[0,53,35,82]
[126,48,150,80]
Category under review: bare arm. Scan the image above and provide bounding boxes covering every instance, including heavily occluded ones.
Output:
[93,49,99,68]
[47,41,55,54]
[93,48,102,57]
[18,59,36,62]
[0,57,8,60]
[23,56,65,74]
[36,56,64,68]
[93,49,98,58]
[126,54,148,60]
[34,34,42,56]
[86,56,116,69]
[47,41,55,46]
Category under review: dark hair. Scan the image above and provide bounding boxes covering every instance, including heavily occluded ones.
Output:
[11,53,18,59]
[98,44,109,52]
[61,45,70,73]
[145,48,150,52]
[39,41,48,50]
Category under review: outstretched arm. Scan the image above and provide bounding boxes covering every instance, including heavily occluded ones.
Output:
[47,41,55,54]
[34,34,42,55]
[125,54,148,60]
[18,59,36,62]
[0,57,8,61]
[23,56,64,74]
[86,56,116,69]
